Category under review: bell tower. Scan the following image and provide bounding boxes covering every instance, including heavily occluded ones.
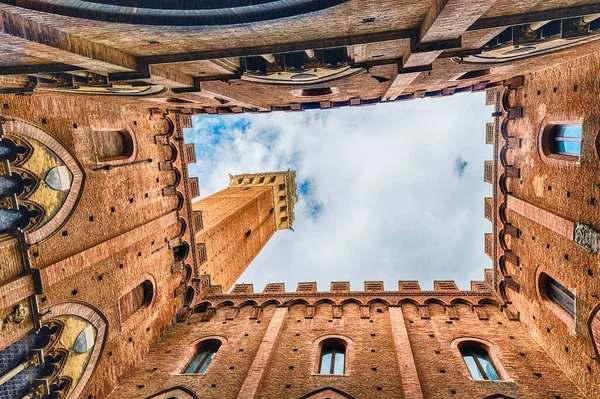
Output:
[192,171,297,292]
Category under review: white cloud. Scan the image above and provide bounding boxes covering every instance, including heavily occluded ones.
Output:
[185,93,493,293]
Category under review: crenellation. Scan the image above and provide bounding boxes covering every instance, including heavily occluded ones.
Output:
[0,3,597,398]
[398,280,421,292]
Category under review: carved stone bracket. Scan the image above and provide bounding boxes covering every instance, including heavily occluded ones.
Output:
[574,222,598,253]
[0,304,29,331]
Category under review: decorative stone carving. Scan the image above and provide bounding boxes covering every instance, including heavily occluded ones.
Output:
[0,304,29,330]
[574,222,598,253]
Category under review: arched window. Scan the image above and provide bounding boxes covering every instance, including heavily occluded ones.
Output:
[459,343,500,381]
[541,273,575,319]
[319,339,346,375]
[92,129,135,161]
[546,124,582,157]
[184,340,221,374]
[119,280,153,322]
[550,124,582,156]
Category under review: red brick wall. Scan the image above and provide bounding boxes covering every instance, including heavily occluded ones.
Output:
[493,48,600,398]
[108,290,585,399]
[193,187,275,292]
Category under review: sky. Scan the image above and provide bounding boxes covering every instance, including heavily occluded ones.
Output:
[184,93,493,292]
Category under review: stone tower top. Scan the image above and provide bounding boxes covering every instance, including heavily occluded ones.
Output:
[228,170,297,230]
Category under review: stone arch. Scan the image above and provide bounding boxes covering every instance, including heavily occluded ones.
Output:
[0,202,45,235]
[172,167,182,188]
[498,229,509,251]
[498,281,510,304]
[424,298,448,306]
[168,143,178,162]
[340,298,364,308]
[478,298,502,308]
[398,298,421,307]
[498,173,509,196]
[40,301,108,399]
[588,303,600,362]
[498,255,508,277]
[259,299,281,308]
[214,300,234,310]
[173,241,190,262]
[182,264,193,284]
[499,145,509,169]
[283,298,310,308]
[183,286,195,308]
[238,300,258,309]
[366,298,391,307]
[0,168,39,199]
[0,135,34,166]
[3,118,85,243]
[146,386,199,399]
[500,117,511,141]
[299,387,356,399]
[313,298,336,306]
[193,301,213,313]
[177,217,187,237]
[175,191,185,212]
[499,203,508,225]
[501,88,511,113]
[162,118,175,137]
[450,298,474,307]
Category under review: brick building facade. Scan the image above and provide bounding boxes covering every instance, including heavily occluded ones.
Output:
[0,1,599,398]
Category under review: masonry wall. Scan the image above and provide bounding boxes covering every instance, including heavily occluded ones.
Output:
[193,187,276,292]
[3,2,600,113]
[493,49,600,398]
[107,288,585,399]
[0,95,199,398]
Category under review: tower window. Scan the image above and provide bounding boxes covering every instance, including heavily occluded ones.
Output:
[540,273,575,319]
[459,343,500,381]
[550,124,582,157]
[185,339,221,374]
[319,339,346,375]
[93,130,134,161]
[119,280,153,322]
[301,87,333,97]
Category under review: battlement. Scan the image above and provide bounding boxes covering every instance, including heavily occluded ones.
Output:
[228,170,297,230]
[205,270,495,298]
